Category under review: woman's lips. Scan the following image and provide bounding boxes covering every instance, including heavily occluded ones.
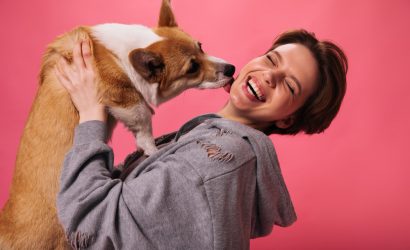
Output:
[248,77,266,101]
[242,80,260,102]
[242,76,266,102]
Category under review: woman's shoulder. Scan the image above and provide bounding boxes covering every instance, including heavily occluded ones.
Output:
[187,117,274,151]
[173,117,272,181]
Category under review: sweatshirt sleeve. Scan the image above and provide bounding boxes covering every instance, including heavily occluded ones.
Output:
[57,121,213,249]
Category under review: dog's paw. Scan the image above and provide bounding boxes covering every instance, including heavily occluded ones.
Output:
[136,136,157,156]
[143,146,158,156]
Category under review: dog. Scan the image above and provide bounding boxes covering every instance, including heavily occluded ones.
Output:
[0,0,235,249]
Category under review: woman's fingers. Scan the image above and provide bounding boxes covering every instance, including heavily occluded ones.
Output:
[55,60,73,91]
[53,43,106,122]
[82,40,94,70]
[56,57,79,91]
[73,41,85,70]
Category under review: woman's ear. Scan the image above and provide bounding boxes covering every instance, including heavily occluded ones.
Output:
[275,116,294,129]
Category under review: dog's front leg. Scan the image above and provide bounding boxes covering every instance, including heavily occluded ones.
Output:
[109,104,157,155]
[135,127,157,156]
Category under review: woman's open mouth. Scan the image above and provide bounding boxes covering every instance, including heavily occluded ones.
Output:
[244,77,266,102]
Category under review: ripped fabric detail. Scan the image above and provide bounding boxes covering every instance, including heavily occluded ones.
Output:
[197,140,234,163]
[216,128,232,137]
[67,231,94,250]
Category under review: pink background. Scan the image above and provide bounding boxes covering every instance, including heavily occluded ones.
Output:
[1,0,409,249]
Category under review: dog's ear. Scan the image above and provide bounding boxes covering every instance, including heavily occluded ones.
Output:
[129,49,164,83]
[158,0,178,27]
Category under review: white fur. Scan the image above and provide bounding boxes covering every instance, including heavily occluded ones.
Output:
[197,55,231,89]
[109,103,157,155]
[207,55,227,64]
[91,25,233,154]
[91,24,162,105]
[197,77,231,89]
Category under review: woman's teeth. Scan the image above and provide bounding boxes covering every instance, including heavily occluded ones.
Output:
[247,79,265,101]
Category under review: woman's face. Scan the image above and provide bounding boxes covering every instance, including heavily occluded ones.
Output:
[226,43,319,130]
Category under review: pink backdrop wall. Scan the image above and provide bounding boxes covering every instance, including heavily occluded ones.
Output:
[1,0,409,249]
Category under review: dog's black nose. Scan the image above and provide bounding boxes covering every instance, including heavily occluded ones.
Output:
[223,64,235,77]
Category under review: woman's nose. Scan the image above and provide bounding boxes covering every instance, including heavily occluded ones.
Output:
[264,70,277,88]
[265,69,285,88]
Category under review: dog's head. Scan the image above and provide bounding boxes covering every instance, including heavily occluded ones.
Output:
[128,0,235,105]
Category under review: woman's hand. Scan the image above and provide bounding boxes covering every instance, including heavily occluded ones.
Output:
[55,40,107,123]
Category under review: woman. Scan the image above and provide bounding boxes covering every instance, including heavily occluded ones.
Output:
[55,29,347,249]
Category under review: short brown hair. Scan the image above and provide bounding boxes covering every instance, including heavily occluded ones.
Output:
[265,29,348,135]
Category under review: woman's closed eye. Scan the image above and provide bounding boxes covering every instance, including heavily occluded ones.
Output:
[285,79,295,95]
[266,54,295,95]
[266,55,277,67]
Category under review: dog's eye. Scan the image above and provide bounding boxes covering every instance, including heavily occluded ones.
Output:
[187,60,200,74]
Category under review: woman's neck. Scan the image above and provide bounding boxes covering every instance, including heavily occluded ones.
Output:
[216,103,267,131]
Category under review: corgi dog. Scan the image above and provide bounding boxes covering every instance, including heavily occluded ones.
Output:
[0,0,235,249]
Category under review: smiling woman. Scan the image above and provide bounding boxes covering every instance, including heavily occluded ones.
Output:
[219,30,347,136]
[24,25,350,249]
[218,42,321,132]
[262,30,348,135]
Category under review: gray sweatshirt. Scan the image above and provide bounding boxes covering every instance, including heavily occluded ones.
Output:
[57,115,297,250]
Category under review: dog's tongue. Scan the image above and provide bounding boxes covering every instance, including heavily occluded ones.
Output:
[223,81,233,93]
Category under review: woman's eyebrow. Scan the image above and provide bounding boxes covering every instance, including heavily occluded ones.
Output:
[273,50,303,95]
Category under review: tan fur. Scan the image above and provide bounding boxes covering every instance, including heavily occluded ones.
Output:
[0,1,233,248]
[0,24,142,249]
[151,27,230,101]
[0,28,86,250]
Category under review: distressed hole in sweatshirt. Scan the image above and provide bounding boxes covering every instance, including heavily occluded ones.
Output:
[196,140,234,163]
[215,127,232,137]
[67,231,94,250]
